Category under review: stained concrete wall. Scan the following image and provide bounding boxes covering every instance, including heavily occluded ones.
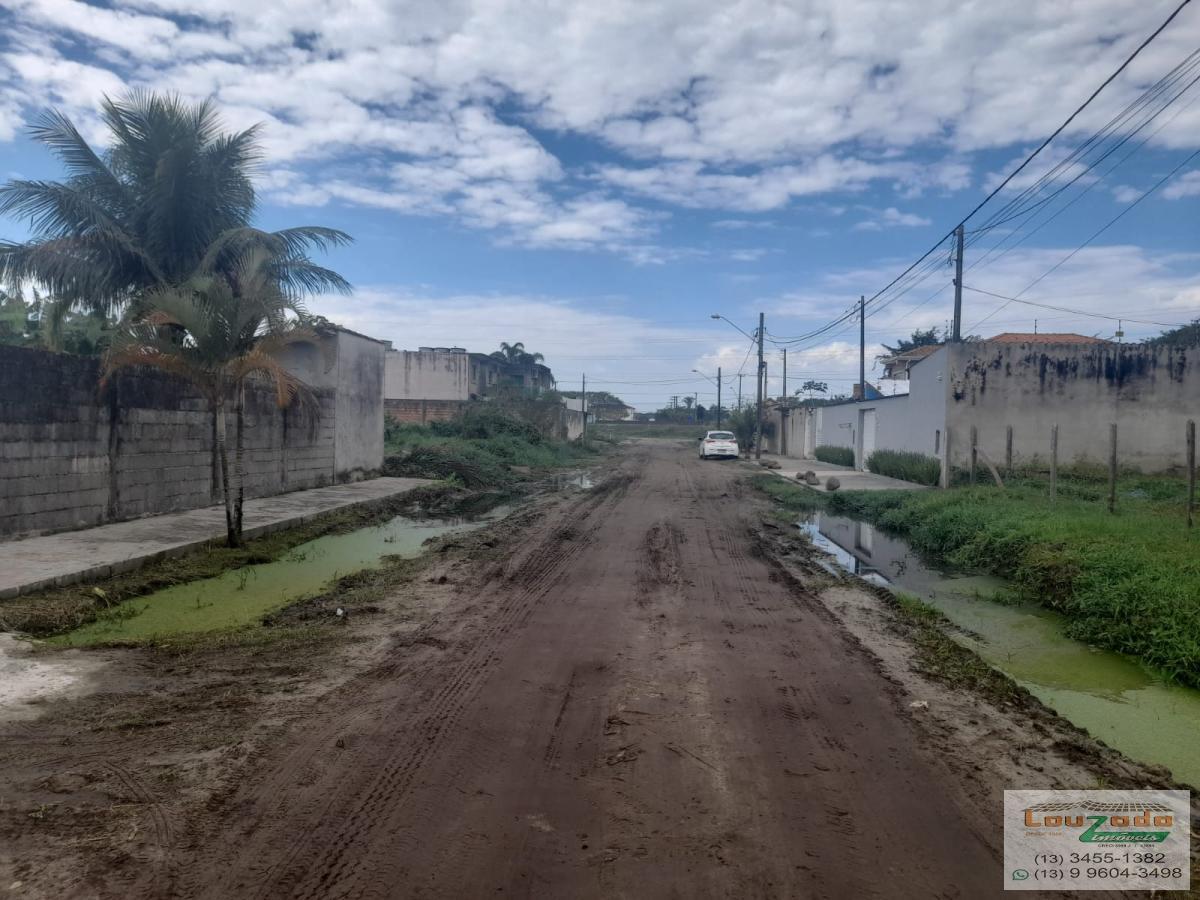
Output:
[945,340,1200,473]
[0,327,385,538]
[384,349,471,401]
[384,348,557,404]
[561,407,586,441]
[763,406,811,458]
[331,330,385,477]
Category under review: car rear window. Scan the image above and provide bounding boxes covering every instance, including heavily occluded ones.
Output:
[708,432,735,440]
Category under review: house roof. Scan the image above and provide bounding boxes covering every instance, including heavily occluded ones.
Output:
[987,332,1110,345]
[878,343,942,379]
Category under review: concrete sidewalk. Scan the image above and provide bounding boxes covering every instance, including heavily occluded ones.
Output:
[0,477,433,599]
[760,455,930,492]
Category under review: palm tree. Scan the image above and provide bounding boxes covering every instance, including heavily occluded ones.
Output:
[0,91,350,336]
[101,232,343,547]
[490,341,545,365]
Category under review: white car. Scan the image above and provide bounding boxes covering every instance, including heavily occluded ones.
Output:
[699,430,740,460]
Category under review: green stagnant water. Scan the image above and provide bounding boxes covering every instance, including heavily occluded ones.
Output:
[800,512,1200,787]
[53,509,507,647]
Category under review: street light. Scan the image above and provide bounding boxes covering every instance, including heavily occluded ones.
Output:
[710,313,758,343]
[711,312,765,457]
[692,369,724,428]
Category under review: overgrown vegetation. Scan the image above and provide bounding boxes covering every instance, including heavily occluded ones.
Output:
[824,476,1200,687]
[866,449,941,486]
[814,444,854,467]
[385,404,600,488]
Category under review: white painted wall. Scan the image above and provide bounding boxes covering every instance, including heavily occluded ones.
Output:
[812,347,948,465]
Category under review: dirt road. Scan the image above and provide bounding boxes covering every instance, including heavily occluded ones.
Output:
[157,441,1004,899]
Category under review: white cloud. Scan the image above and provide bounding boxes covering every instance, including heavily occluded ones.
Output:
[1163,169,1200,200]
[2,0,1198,252]
[1111,184,1143,203]
[853,206,932,231]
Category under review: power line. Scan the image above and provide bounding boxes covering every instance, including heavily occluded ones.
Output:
[968,145,1200,330]
[962,285,1194,327]
[772,0,1195,346]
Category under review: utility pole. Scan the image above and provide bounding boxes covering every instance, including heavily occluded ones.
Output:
[716,366,722,428]
[782,348,787,401]
[737,374,743,410]
[755,311,765,460]
[581,373,587,438]
[951,223,964,341]
[858,294,866,400]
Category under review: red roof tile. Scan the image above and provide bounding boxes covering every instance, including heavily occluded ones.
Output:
[987,332,1110,345]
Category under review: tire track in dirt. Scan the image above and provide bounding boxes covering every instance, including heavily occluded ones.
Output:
[171,468,639,900]
[159,444,1014,898]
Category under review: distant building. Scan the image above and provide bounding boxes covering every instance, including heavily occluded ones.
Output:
[383,346,555,423]
[878,343,942,381]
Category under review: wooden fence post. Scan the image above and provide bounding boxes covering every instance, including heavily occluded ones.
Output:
[1188,419,1196,529]
[1005,425,1013,477]
[940,428,951,489]
[1108,423,1118,514]
[1050,424,1058,504]
[969,426,978,485]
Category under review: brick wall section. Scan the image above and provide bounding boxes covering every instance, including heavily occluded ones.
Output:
[0,345,337,538]
[384,398,465,424]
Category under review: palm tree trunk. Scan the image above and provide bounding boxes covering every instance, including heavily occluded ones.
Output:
[235,383,245,542]
[214,399,238,547]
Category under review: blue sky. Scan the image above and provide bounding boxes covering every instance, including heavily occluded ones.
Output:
[2,0,1198,409]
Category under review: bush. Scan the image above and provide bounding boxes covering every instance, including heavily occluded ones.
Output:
[866,449,941,486]
[814,445,854,467]
[431,405,546,444]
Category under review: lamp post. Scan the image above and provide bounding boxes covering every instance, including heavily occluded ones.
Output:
[692,368,724,428]
[711,313,765,459]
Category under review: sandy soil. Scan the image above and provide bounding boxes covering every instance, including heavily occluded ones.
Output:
[0,441,1185,899]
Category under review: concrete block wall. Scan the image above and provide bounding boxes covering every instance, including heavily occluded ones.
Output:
[0,345,339,538]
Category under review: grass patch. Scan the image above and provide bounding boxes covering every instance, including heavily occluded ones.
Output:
[867,449,941,486]
[814,445,854,467]
[824,475,1200,687]
[749,473,825,516]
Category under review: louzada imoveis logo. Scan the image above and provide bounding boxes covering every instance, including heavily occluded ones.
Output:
[1023,800,1176,843]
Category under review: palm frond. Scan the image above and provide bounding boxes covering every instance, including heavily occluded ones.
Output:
[27,108,127,210]
[272,259,352,297]
[227,347,311,408]
[269,226,354,256]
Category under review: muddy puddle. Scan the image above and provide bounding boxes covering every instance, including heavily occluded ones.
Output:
[800,512,1200,787]
[552,470,594,490]
[51,508,509,648]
